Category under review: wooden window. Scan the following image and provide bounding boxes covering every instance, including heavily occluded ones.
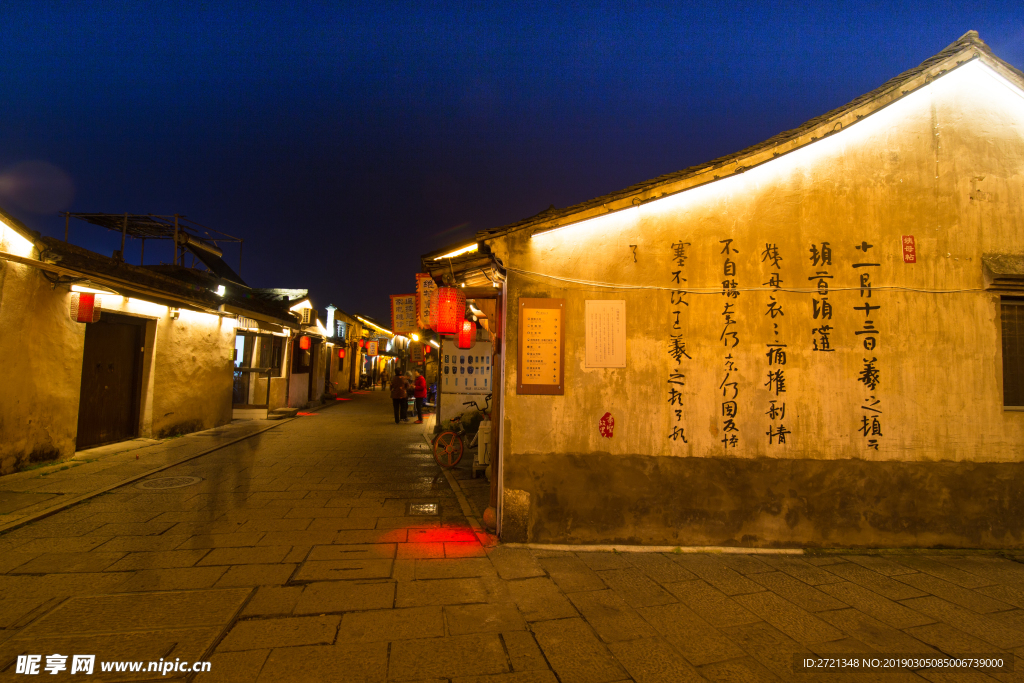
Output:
[1002,299,1024,407]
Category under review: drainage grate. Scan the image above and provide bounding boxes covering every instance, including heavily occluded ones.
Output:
[408,503,439,515]
[135,476,203,490]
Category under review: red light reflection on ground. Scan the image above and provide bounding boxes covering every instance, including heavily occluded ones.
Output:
[335,397,352,401]
[296,412,319,416]
[409,526,479,544]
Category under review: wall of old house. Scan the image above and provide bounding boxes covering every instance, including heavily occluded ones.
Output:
[0,224,84,474]
[0,219,237,473]
[492,60,1024,548]
[148,307,235,437]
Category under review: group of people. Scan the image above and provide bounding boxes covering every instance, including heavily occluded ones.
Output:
[390,369,427,424]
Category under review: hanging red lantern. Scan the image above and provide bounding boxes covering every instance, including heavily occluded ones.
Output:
[338,348,346,359]
[70,292,101,323]
[299,335,311,350]
[436,286,466,335]
[456,319,476,349]
[358,339,366,349]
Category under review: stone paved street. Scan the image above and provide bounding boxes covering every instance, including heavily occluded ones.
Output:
[2,390,1024,681]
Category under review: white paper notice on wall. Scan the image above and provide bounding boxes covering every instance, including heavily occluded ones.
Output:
[585,300,626,368]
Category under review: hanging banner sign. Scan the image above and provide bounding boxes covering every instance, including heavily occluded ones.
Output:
[390,294,417,335]
[416,274,438,329]
[411,344,424,363]
[367,340,379,356]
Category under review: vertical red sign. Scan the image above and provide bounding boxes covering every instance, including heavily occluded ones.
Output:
[901,236,916,263]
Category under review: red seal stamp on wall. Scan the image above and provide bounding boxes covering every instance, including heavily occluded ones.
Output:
[599,412,614,438]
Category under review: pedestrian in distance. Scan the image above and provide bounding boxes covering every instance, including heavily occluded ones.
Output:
[412,370,427,424]
[390,372,410,423]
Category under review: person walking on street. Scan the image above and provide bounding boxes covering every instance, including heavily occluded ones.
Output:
[412,370,427,424]
[390,372,410,423]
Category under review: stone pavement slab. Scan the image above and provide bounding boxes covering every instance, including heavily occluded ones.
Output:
[5,391,1024,682]
[530,618,628,683]
[0,418,286,531]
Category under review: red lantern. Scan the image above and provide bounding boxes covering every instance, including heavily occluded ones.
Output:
[299,335,311,350]
[358,339,366,349]
[338,348,346,359]
[456,319,476,349]
[436,286,466,335]
[70,292,101,323]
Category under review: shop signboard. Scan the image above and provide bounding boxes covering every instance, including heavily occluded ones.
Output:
[416,274,438,329]
[390,294,417,335]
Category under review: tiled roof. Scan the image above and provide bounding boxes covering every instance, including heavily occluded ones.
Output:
[477,31,1023,241]
[35,236,295,322]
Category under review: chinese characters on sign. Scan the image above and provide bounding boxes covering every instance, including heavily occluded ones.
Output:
[901,235,916,263]
[390,294,417,335]
[720,238,740,449]
[809,241,834,353]
[763,242,791,446]
[517,298,564,395]
[854,240,883,450]
[415,274,438,329]
[366,340,378,357]
[585,300,626,368]
[668,240,690,443]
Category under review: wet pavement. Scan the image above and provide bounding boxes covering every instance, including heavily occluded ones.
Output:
[1,390,1024,681]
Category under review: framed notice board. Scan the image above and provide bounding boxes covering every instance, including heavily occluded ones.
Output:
[517,298,564,395]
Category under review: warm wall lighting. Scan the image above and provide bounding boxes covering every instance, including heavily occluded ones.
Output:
[71,285,116,295]
[355,315,394,336]
[411,333,420,341]
[0,219,34,257]
[432,243,478,260]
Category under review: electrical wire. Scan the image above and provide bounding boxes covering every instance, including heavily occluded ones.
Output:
[504,266,987,295]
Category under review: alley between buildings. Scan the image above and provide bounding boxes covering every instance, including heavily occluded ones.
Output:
[2,390,1024,682]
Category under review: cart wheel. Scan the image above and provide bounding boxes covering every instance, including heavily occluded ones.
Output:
[433,431,464,468]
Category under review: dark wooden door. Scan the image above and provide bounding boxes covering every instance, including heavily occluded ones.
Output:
[76,314,144,449]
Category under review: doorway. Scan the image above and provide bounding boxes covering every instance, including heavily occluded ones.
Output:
[76,313,145,449]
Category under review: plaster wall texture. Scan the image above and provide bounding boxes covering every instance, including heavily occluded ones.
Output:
[146,307,235,438]
[492,61,1024,547]
[0,235,84,474]
[269,377,288,410]
[288,372,310,408]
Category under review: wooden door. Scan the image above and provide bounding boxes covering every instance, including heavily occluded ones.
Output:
[76,314,144,449]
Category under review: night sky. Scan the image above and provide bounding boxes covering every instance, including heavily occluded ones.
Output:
[2,2,1022,323]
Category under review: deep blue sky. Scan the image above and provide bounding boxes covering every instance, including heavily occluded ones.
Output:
[2,2,1022,322]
